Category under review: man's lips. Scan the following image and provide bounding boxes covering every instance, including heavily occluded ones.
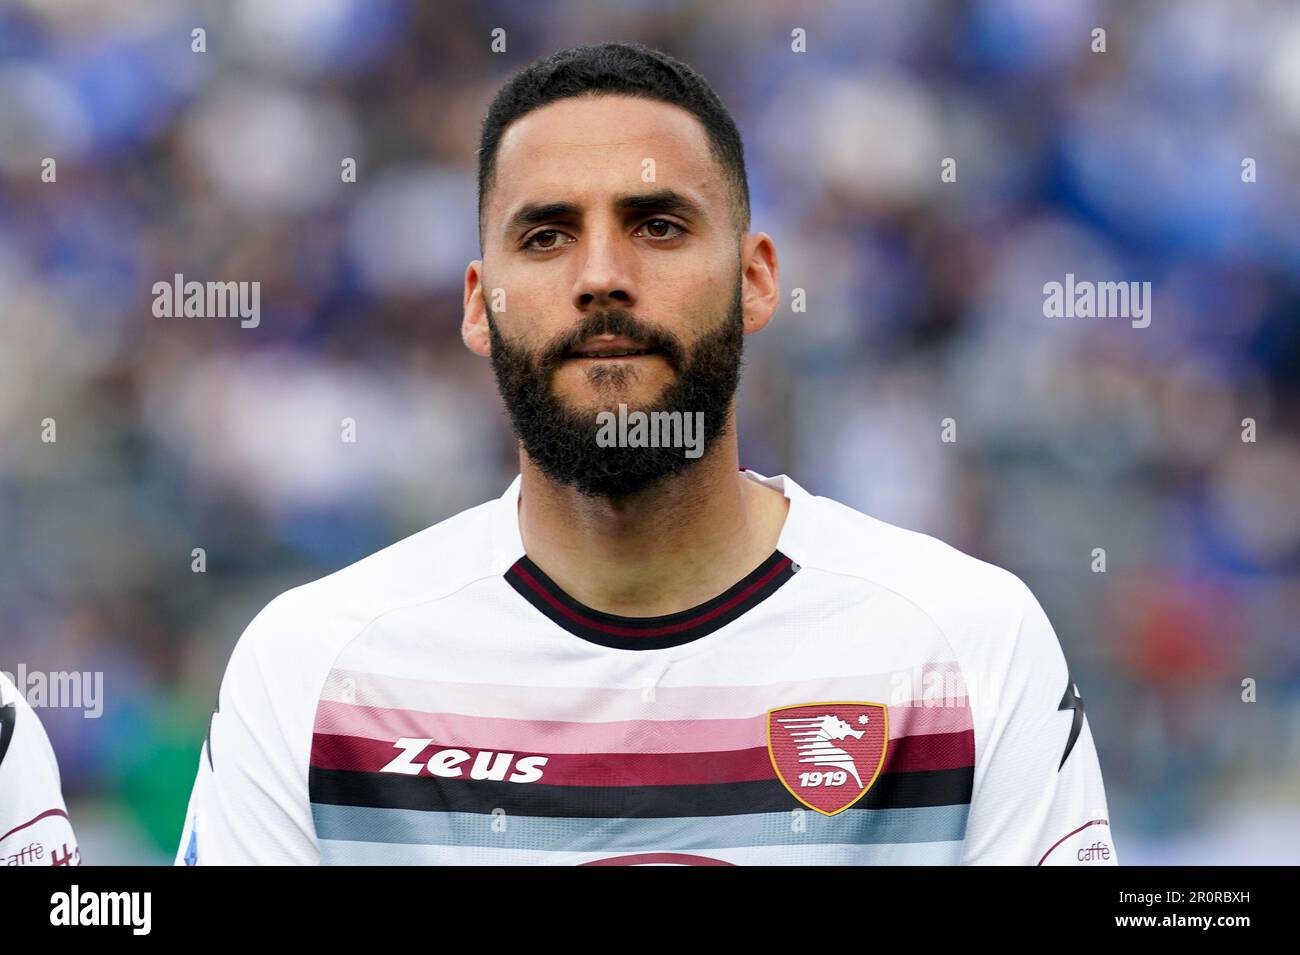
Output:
[564,350,660,360]
[562,335,662,360]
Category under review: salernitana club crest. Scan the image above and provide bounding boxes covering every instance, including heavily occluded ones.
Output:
[767,702,888,815]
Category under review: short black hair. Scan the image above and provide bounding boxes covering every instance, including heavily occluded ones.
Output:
[476,42,751,249]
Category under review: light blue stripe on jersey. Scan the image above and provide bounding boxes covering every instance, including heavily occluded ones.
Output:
[311,802,969,851]
[317,837,966,865]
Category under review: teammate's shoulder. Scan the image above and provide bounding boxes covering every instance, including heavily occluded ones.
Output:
[0,669,37,725]
[0,670,57,774]
[0,668,18,702]
[0,670,20,768]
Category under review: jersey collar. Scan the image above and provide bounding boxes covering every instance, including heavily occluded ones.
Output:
[491,469,810,650]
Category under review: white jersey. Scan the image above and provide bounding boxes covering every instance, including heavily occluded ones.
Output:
[0,672,81,866]
[176,470,1116,866]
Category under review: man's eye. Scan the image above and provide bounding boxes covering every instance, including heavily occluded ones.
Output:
[523,229,570,251]
[637,219,684,240]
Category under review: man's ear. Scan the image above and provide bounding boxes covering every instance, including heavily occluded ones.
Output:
[462,260,491,357]
[740,232,780,336]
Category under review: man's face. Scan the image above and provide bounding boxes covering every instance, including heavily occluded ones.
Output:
[478,95,746,498]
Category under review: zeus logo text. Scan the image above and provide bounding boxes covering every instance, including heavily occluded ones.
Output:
[379,737,549,782]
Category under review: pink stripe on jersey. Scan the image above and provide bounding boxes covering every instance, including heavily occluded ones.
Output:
[318,665,972,725]
[315,700,769,754]
[887,701,974,740]
[315,697,971,754]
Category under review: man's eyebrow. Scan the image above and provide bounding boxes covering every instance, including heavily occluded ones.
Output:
[504,200,582,240]
[503,190,707,241]
[614,189,706,221]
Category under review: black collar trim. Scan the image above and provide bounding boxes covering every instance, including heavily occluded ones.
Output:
[505,550,797,650]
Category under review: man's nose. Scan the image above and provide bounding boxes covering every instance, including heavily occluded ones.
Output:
[572,226,636,311]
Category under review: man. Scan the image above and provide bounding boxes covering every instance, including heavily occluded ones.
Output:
[176,42,1116,865]
[0,671,81,866]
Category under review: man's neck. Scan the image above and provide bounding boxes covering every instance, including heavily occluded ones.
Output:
[516,440,790,617]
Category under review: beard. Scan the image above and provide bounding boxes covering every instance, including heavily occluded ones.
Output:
[486,278,744,500]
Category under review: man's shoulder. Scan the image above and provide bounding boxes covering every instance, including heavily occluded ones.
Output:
[795,485,1034,643]
[228,494,504,677]
[287,493,501,616]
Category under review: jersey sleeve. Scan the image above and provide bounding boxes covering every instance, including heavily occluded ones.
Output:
[175,595,323,865]
[961,583,1118,865]
[0,672,81,867]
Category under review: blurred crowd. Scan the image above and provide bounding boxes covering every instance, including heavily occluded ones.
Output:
[1,0,1297,863]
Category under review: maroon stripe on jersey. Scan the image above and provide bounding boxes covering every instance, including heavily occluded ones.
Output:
[310,726,974,785]
[580,852,736,865]
[0,808,71,842]
[1036,818,1111,866]
[880,729,975,775]
[313,734,776,785]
